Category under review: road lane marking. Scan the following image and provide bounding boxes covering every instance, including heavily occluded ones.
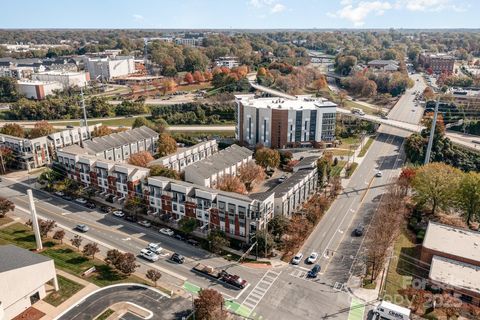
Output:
[241,270,281,316]
[347,298,365,320]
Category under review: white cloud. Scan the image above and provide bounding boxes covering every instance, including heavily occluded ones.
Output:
[271,3,286,13]
[397,0,466,12]
[249,0,275,8]
[133,14,144,21]
[332,1,393,27]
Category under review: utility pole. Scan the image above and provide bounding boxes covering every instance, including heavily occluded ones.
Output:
[80,88,90,140]
[424,98,440,165]
[27,189,43,251]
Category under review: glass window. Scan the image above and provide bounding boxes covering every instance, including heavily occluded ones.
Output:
[228,203,235,214]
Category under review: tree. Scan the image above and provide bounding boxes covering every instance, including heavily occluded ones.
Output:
[361,80,377,97]
[124,196,146,218]
[149,165,180,179]
[70,235,83,251]
[412,163,462,215]
[398,167,416,195]
[458,172,480,226]
[237,162,266,191]
[0,197,15,218]
[39,219,56,238]
[82,242,100,259]
[146,269,162,287]
[207,229,229,253]
[29,121,54,138]
[0,76,18,102]
[105,249,123,266]
[179,217,197,234]
[194,289,228,320]
[255,148,280,169]
[92,125,113,137]
[193,70,205,83]
[157,133,177,157]
[52,230,65,244]
[128,151,154,167]
[255,231,274,257]
[269,215,289,240]
[184,72,194,84]
[216,175,247,194]
[312,76,327,93]
[0,123,25,138]
[423,87,435,101]
[132,117,155,129]
[0,146,13,173]
[115,252,139,276]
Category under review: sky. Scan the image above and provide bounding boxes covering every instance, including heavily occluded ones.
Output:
[1,0,479,29]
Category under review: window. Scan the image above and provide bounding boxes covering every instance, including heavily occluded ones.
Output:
[173,204,178,211]
[218,201,226,212]
[238,206,246,220]
[248,117,252,140]
[263,119,267,142]
[228,203,236,214]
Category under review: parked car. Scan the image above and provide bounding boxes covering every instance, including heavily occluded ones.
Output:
[85,202,96,209]
[307,264,321,278]
[148,243,163,254]
[75,224,89,232]
[375,171,383,178]
[125,215,137,222]
[354,225,365,237]
[75,198,87,204]
[187,239,199,246]
[138,220,152,228]
[159,228,174,236]
[100,206,112,213]
[307,252,318,264]
[291,253,303,265]
[170,253,185,264]
[106,195,114,203]
[112,210,125,218]
[54,191,65,197]
[381,114,389,120]
[278,175,287,183]
[140,249,159,262]
[174,234,185,241]
[62,195,73,201]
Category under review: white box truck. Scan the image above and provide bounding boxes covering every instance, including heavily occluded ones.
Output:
[373,301,411,320]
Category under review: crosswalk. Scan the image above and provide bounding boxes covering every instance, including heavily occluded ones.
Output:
[241,269,282,315]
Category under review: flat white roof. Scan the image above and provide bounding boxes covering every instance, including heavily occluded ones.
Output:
[235,94,337,111]
[378,301,411,316]
[17,80,60,86]
[430,255,480,295]
[36,70,86,76]
[423,221,480,262]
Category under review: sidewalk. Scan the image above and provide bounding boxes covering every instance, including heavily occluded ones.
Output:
[340,135,374,188]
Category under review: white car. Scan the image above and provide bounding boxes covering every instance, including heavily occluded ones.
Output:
[112,210,125,218]
[307,252,318,264]
[278,175,287,183]
[75,224,89,232]
[75,198,87,204]
[140,249,159,262]
[148,243,163,254]
[291,253,303,265]
[138,220,152,228]
[375,171,383,178]
[54,191,65,197]
[159,228,174,236]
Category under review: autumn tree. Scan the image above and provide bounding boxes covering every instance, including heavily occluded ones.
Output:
[70,235,83,251]
[82,242,100,259]
[39,219,56,238]
[216,175,247,194]
[361,80,377,97]
[255,148,280,169]
[194,289,228,320]
[0,197,15,218]
[257,67,267,77]
[312,76,327,93]
[157,133,177,156]
[184,72,194,84]
[29,121,54,138]
[92,125,113,137]
[146,269,162,287]
[398,167,416,195]
[0,123,25,138]
[412,163,462,215]
[457,172,480,226]
[203,70,213,81]
[149,165,180,179]
[128,151,154,167]
[115,252,139,276]
[423,87,435,101]
[160,78,177,95]
[238,161,266,191]
[52,230,65,244]
[193,70,205,83]
[105,249,123,266]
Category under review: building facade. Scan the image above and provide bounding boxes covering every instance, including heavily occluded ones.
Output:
[16,80,63,99]
[214,56,240,69]
[84,56,135,81]
[419,53,455,75]
[236,94,337,148]
[33,70,89,88]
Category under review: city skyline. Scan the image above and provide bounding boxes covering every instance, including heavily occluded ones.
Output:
[1,0,478,29]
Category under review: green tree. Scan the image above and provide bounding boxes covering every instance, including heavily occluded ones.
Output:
[255,231,274,257]
[149,165,180,179]
[132,116,155,129]
[179,217,197,234]
[207,229,229,253]
[458,172,480,226]
[87,97,113,118]
[268,215,289,241]
[0,123,25,137]
[412,163,462,215]
[0,77,18,102]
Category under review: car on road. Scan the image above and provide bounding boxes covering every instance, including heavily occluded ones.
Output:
[140,249,159,262]
[148,243,163,254]
[307,252,318,264]
[112,210,125,218]
[100,206,112,213]
[291,253,303,265]
[375,171,383,177]
[62,195,73,201]
[75,198,87,204]
[353,225,365,237]
[187,239,199,246]
[174,234,185,241]
[125,215,137,222]
[307,264,321,278]
[278,175,287,183]
[159,228,174,236]
[85,202,96,209]
[54,191,65,197]
[170,253,185,264]
[138,220,152,228]
[75,224,89,232]
[381,114,389,120]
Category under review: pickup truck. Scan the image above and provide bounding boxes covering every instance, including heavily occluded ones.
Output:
[192,263,248,289]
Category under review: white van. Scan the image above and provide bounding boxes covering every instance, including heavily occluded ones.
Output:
[373,301,411,320]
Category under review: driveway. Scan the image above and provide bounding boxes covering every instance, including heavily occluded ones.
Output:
[56,284,191,320]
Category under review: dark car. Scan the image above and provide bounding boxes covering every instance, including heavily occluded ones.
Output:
[100,206,112,213]
[106,195,114,203]
[62,195,73,201]
[187,239,199,246]
[125,215,137,222]
[354,225,365,237]
[174,234,185,241]
[85,202,96,209]
[170,253,185,264]
[307,264,321,278]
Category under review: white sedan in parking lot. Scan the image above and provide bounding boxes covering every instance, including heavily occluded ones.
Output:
[159,228,174,236]
[291,252,303,265]
[307,252,318,264]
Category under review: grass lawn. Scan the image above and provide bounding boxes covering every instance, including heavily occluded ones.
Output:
[44,275,84,306]
[0,216,13,226]
[330,149,354,157]
[0,223,148,287]
[95,308,114,320]
[171,130,235,138]
[48,117,137,128]
[358,137,375,157]
[340,136,361,148]
[331,160,347,178]
[345,162,358,178]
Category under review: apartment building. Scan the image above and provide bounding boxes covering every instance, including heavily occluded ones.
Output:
[214,56,240,69]
[367,59,399,72]
[148,176,274,242]
[184,144,253,187]
[84,56,135,81]
[236,94,337,148]
[419,53,455,75]
[16,80,63,100]
[33,70,89,89]
[148,140,218,172]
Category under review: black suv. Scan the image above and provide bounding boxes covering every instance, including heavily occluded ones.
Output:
[85,202,96,209]
[100,206,112,213]
[353,225,365,237]
[170,253,185,264]
[307,264,321,278]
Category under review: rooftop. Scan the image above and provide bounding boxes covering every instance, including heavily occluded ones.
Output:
[35,70,86,76]
[149,139,217,167]
[0,245,52,273]
[83,126,158,154]
[235,94,337,111]
[367,59,399,66]
[17,80,60,86]
[271,167,316,197]
[423,221,480,262]
[430,255,480,295]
